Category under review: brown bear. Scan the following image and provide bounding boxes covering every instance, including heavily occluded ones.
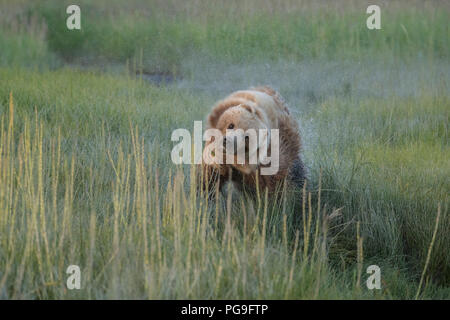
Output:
[198,86,305,199]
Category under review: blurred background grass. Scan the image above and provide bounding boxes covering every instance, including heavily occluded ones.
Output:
[1,0,449,70]
[0,0,448,299]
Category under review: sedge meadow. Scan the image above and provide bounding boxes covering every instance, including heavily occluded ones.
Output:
[0,0,449,299]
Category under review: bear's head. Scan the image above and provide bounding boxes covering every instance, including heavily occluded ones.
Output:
[205,103,271,174]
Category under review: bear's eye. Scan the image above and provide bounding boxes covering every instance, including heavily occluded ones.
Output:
[227,123,234,130]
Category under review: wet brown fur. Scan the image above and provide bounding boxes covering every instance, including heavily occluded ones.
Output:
[199,86,305,199]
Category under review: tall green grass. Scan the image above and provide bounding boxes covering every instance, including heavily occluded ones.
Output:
[0,68,448,298]
[0,0,448,299]
[0,90,347,299]
[0,12,58,68]
[310,95,449,285]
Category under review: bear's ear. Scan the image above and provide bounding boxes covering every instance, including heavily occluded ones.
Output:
[240,104,263,120]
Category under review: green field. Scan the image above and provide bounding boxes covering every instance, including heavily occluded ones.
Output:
[0,0,449,299]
